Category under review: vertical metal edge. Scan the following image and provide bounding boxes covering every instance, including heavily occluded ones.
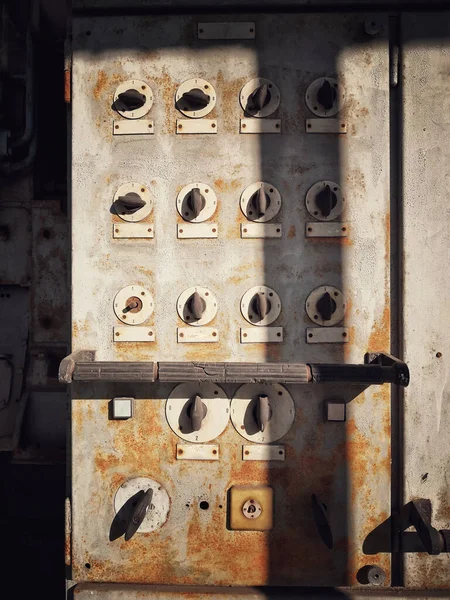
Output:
[389,12,404,587]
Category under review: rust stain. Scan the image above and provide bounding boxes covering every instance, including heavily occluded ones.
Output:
[217,72,247,134]
[93,70,109,101]
[214,178,242,193]
[367,305,390,351]
[64,70,71,104]
[287,225,296,238]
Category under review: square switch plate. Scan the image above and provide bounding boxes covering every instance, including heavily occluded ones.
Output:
[111,397,134,420]
[229,485,273,531]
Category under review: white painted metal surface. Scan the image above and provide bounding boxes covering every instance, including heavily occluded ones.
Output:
[305,222,348,238]
[241,223,282,238]
[240,119,281,134]
[177,327,218,343]
[402,12,450,589]
[176,119,217,134]
[306,327,349,344]
[113,326,155,342]
[306,119,347,134]
[70,12,392,587]
[113,223,154,238]
[240,327,283,343]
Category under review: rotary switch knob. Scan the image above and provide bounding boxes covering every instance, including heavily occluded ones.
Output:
[180,88,210,111]
[252,292,270,322]
[187,291,206,321]
[115,192,146,214]
[125,488,153,541]
[316,291,337,322]
[187,188,206,218]
[315,185,337,218]
[188,394,208,432]
[247,83,271,112]
[317,79,337,111]
[250,187,270,218]
[255,394,272,433]
[115,88,147,112]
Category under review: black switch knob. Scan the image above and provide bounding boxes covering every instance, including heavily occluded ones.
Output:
[317,80,337,111]
[125,488,153,541]
[188,394,208,432]
[255,394,272,433]
[250,188,271,218]
[311,494,333,549]
[115,89,146,112]
[116,192,146,213]
[181,88,210,111]
[247,83,271,112]
[316,291,337,322]
[187,188,206,218]
[252,292,270,321]
[187,291,206,320]
[316,185,337,218]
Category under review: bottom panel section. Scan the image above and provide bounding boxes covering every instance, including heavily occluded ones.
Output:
[70,382,391,587]
[73,585,450,600]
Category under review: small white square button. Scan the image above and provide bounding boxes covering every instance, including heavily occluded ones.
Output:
[112,397,133,420]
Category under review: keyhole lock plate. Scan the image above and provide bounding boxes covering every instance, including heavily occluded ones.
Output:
[305,285,346,327]
[305,77,345,117]
[305,181,344,222]
[231,383,295,443]
[240,182,281,223]
[177,286,217,326]
[229,485,273,531]
[114,285,154,325]
[166,382,230,443]
[240,78,281,118]
[241,286,281,326]
[113,80,154,119]
[113,182,153,222]
[114,477,170,533]
[175,78,216,118]
[176,183,217,223]
[242,499,263,519]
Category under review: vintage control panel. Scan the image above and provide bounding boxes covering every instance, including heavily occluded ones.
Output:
[67,12,406,590]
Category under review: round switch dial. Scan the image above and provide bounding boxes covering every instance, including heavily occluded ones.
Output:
[305,77,345,117]
[240,78,280,118]
[305,285,346,327]
[176,183,217,223]
[166,382,230,443]
[241,286,281,326]
[175,78,216,118]
[113,182,153,222]
[240,182,281,222]
[177,286,217,326]
[305,181,344,221]
[114,285,154,325]
[231,383,295,443]
[113,80,154,119]
[114,477,170,534]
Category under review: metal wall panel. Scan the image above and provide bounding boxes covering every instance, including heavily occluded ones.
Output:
[70,13,392,587]
[402,12,450,589]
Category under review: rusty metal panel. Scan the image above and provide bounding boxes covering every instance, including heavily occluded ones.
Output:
[402,13,450,589]
[71,13,391,587]
[0,205,31,286]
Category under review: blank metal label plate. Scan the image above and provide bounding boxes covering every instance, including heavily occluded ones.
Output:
[177,223,218,238]
[240,327,283,343]
[197,22,256,40]
[113,223,154,238]
[113,326,155,342]
[176,444,219,460]
[306,119,347,134]
[243,445,285,461]
[177,327,219,343]
[240,119,281,134]
[176,119,217,134]
[305,222,348,238]
[241,223,282,238]
[306,327,349,343]
[113,120,154,135]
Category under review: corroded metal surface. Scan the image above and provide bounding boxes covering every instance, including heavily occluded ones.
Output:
[71,13,391,587]
[402,13,450,589]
